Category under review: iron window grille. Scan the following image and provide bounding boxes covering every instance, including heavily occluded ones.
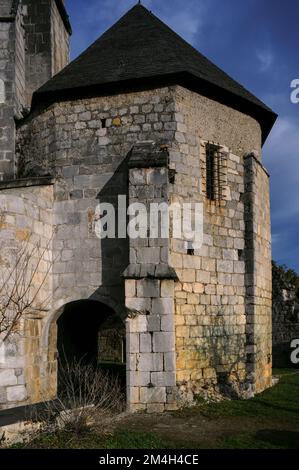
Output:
[204,143,227,202]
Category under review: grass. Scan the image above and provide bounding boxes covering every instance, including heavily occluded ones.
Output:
[199,370,299,422]
[11,431,171,450]
[10,369,299,449]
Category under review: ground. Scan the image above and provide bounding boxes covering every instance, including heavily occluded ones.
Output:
[12,369,299,449]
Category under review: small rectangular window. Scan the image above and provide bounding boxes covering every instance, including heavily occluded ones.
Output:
[205,143,227,202]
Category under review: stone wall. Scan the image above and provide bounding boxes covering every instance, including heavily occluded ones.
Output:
[22,0,70,108]
[272,263,299,366]
[167,86,271,401]
[0,0,71,180]
[244,154,272,393]
[50,0,69,76]
[16,87,180,410]
[1,84,273,411]
[0,0,18,179]
[0,179,54,409]
[124,145,177,412]
[17,88,178,312]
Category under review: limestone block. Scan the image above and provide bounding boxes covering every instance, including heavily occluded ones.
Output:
[161,315,174,332]
[137,353,163,372]
[147,315,161,332]
[152,298,173,315]
[179,269,196,283]
[127,354,137,371]
[140,333,152,353]
[0,369,17,387]
[234,261,245,274]
[153,332,175,353]
[217,260,234,273]
[128,371,150,386]
[196,271,211,283]
[164,352,176,371]
[161,280,174,298]
[137,279,160,298]
[234,238,245,250]
[136,248,160,264]
[127,315,148,333]
[125,280,136,298]
[130,169,146,185]
[127,387,140,404]
[187,293,200,304]
[193,283,205,294]
[139,386,166,404]
[7,385,27,402]
[130,106,139,114]
[127,333,140,353]
[151,372,176,387]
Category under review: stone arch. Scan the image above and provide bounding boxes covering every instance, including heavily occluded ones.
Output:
[41,297,126,401]
[0,78,5,104]
[41,295,125,351]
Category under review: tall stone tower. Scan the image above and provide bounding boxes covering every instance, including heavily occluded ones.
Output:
[0,0,71,180]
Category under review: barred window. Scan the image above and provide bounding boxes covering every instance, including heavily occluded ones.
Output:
[204,143,227,201]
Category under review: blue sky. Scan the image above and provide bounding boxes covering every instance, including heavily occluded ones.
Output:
[65,0,299,273]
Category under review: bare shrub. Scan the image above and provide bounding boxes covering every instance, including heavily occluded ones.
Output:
[0,236,53,341]
[36,360,125,437]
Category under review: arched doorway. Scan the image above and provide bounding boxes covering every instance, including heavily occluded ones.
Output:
[56,300,126,392]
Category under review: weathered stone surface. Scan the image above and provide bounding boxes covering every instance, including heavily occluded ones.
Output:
[139,386,166,404]
[153,332,175,353]
[7,385,27,402]
[0,370,17,387]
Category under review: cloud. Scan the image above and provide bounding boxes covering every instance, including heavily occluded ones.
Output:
[256,50,273,72]
[158,6,204,44]
[263,115,299,271]
[67,0,206,59]
[265,116,299,217]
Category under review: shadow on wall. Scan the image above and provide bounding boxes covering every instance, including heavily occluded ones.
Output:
[88,153,130,315]
[47,152,132,401]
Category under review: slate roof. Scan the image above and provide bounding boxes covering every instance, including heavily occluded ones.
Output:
[34,3,277,143]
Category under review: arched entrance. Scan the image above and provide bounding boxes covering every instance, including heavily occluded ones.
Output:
[56,300,126,392]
